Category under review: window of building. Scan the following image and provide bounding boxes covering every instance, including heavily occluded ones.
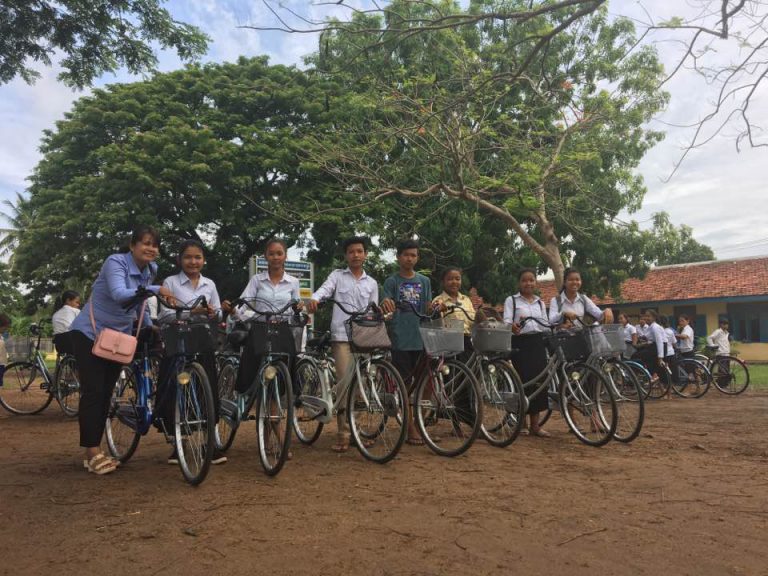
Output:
[726,303,768,343]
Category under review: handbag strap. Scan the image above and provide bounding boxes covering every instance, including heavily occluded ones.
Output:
[89,297,149,338]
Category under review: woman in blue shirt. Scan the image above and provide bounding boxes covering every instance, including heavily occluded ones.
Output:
[70,226,174,475]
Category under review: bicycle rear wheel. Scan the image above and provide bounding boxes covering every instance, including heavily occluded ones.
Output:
[255,361,293,476]
[0,361,53,415]
[671,358,711,398]
[215,360,239,452]
[105,366,142,463]
[602,359,644,443]
[711,356,750,395]
[414,358,483,457]
[560,363,617,447]
[174,361,215,485]
[54,355,80,417]
[478,359,525,448]
[292,357,325,445]
[348,357,408,464]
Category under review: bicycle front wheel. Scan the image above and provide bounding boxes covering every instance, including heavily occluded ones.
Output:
[292,357,325,445]
[54,355,80,417]
[255,361,293,476]
[105,366,142,463]
[414,358,483,457]
[671,358,711,398]
[560,363,617,447]
[478,359,525,448]
[348,357,408,464]
[602,359,644,443]
[0,361,53,415]
[712,356,750,395]
[175,361,215,485]
[215,359,239,452]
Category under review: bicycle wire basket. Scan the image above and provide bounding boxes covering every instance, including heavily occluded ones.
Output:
[161,319,217,356]
[249,317,306,356]
[419,317,465,356]
[585,324,626,357]
[545,329,590,362]
[471,320,512,353]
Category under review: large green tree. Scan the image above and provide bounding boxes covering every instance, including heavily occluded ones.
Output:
[0,0,208,88]
[302,0,669,290]
[10,56,353,305]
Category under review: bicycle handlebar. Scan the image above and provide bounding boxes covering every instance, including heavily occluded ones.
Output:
[232,297,307,322]
[396,300,441,321]
[319,298,384,318]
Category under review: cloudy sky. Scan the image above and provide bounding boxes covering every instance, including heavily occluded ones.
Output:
[1,0,766,259]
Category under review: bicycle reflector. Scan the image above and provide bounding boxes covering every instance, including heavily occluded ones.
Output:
[264,366,277,381]
[441,365,451,376]
[177,371,191,386]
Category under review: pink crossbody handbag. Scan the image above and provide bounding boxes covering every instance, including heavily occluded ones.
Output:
[89,299,148,364]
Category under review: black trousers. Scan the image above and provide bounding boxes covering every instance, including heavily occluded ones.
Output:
[509,333,549,414]
[156,351,219,435]
[71,330,124,448]
[53,332,74,355]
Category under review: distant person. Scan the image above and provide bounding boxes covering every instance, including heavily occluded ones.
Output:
[51,290,81,355]
[0,313,9,388]
[676,315,695,358]
[619,313,638,347]
[707,319,731,355]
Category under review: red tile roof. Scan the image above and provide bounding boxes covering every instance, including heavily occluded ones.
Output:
[537,256,768,306]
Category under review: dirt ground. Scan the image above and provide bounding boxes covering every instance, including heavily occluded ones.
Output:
[1,392,767,576]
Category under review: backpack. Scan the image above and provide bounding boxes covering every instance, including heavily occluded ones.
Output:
[511,295,545,324]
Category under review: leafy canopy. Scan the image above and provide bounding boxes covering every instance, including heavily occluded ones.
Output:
[0,0,208,88]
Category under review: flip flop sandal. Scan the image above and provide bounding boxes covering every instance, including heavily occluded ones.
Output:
[83,453,118,475]
[405,436,424,446]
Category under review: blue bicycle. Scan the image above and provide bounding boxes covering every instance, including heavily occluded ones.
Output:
[104,293,216,486]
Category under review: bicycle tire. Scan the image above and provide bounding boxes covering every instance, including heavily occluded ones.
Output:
[215,360,239,452]
[53,355,80,417]
[292,357,325,445]
[174,361,215,485]
[0,361,53,415]
[602,359,645,443]
[478,359,525,448]
[414,358,483,457]
[560,363,617,447]
[712,355,750,395]
[105,366,142,463]
[255,361,293,476]
[671,358,711,398]
[348,357,408,464]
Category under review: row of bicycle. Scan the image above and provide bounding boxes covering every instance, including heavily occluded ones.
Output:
[0,293,750,487]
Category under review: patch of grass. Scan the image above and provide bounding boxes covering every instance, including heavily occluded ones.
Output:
[745,363,768,390]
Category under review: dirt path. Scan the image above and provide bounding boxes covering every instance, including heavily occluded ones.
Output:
[1,392,767,576]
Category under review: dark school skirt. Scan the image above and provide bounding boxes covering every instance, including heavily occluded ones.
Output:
[509,332,549,414]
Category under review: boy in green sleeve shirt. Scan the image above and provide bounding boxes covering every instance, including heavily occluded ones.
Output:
[380,239,432,445]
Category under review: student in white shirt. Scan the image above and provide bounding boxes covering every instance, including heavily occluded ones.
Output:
[308,236,379,452]
[224,238,301,396]
[619,313,638,346]
[707,319,731,355]
[676,315,695,357]
[157,239,226,465]
[634,309,668,380]
[636,318,649,341]
[51,290,81,355]
[504,268,550,437]
[548,268,614,327]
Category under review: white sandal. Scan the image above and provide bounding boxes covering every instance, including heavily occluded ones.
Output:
[83,453,119,475]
